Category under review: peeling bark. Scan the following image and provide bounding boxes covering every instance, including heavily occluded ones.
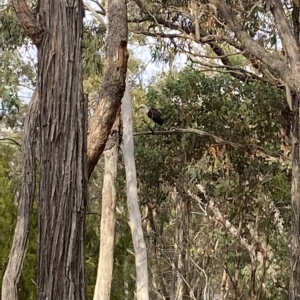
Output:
[87,0,128,178]
[1,91,38,300]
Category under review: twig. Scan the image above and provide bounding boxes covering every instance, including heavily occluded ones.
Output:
[142,120,154,134]
[0,138,22,147]
[133,128,281,161]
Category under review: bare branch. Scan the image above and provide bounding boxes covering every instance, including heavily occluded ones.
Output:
[134,128,283,162]
[83,1,107,28]
[131,5,284,88]
[90,0,106,15]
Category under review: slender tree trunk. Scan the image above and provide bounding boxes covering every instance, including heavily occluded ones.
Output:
[290,93,300,300]
[220,268,229,300]
[1,91,39,300]
[289,6,300,300]
[93,114,120,300]
[121,76,149,300]
[170,188,179,300]
[37,1,88,299]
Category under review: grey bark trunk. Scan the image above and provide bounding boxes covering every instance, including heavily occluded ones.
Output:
[1,91,38,300]
[37,1,88,299]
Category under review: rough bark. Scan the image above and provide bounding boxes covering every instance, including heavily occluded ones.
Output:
[4,0,127,298]
[1,90,39,300]
[121,76,149,300]
[87,0,128,177]
[37,0,88,299]
[2,4,41,300]
[93,114,120,300]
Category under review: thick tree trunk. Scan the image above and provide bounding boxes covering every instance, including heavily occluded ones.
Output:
[37,1,88,299]
[3,0,127,298]
[93,114,120,300]
[121,76,149,300]
[1,91,38,300]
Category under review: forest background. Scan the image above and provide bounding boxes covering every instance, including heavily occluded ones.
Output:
[0,0,299,299]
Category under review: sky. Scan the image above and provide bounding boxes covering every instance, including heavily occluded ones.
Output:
[16,2,187,103]
[18,42,187,103]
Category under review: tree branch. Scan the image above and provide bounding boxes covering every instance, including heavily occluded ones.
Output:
[210,0,299,90]
[11,0,42,45]
[1,90,39,300]
[0,138,21,147]
[270,0,300,67]
[134,128,282,162]
[132,1,284,88]
[83,1,107,28]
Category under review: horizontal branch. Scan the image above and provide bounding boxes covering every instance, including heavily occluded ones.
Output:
[0,138,21,148]
[133,128,281,161]
[134,128,254,147]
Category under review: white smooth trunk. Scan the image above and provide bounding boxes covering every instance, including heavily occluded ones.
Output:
[93,116,120,300]
[121,76,149,300]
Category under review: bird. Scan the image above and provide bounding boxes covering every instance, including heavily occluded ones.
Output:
[138,104,164,125]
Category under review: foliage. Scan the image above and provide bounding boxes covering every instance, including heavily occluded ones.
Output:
[131,66,290,298]
[83,19,106,80]
[0,0,296,298]
[0,8,28,50]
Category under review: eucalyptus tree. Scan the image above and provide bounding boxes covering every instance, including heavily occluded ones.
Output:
[2,0,128,300]
[129,1,300,298]
[129,67,289,299]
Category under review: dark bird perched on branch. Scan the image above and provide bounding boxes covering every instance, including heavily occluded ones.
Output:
[139,104,164,125]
